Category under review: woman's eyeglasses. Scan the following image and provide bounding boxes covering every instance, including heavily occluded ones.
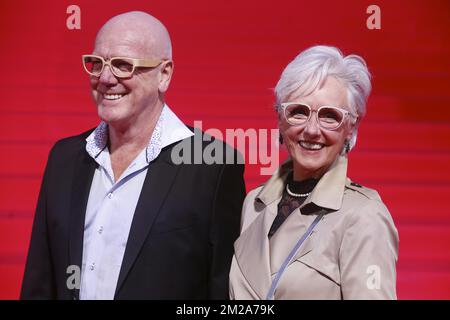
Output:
[281,102,358,130]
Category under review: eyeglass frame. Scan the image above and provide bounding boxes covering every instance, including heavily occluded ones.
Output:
[81,54,165,78]
[280,102,358,130]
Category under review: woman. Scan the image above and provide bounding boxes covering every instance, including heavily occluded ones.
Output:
[229,45,399,300]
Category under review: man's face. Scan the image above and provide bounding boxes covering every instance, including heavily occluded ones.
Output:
[90,30,161,127]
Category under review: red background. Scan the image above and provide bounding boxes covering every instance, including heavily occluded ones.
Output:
[1,0,450,299]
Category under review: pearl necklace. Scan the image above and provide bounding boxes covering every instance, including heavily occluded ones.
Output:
[286,183,311,197]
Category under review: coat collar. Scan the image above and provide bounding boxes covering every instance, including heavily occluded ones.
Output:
[256,155,348,211]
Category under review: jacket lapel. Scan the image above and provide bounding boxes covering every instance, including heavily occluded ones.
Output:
[269,207,317,274]
[269,205,329,274]
[114,147,181,296]
[232,162,290,299]
[233,200,277,300]
[68,146,96,299]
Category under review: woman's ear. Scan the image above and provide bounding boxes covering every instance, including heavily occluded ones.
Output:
[344,126,357,154]
[345,118,359,143]
[345,129,353,143]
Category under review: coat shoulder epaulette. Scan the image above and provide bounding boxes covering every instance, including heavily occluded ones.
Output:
[345,179,382,201]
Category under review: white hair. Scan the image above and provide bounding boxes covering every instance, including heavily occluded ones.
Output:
[274,45,371,151]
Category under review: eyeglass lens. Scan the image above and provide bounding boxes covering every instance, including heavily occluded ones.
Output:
[83,56,134,77]
[285,104,344,129]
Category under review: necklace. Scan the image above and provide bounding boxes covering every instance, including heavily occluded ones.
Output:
[286,183,312,197]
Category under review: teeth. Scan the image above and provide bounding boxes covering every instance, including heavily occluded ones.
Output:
[299,141,324,150]
[103,94,124,100]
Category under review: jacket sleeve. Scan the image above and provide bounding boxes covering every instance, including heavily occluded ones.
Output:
[20,145,57,299]
[339,200,399,299]
[208,162,246,299]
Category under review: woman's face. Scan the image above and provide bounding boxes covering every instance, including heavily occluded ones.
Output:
[279,76,355,181]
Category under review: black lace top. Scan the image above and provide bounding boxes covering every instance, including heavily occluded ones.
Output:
[268,173,319,238]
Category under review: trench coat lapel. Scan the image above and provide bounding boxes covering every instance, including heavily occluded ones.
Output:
[233,199,277,300]
[269,207,318,275]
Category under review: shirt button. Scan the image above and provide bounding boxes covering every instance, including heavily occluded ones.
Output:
[89,263,95,271]
[98,226,104,234]
[108,193,113,199]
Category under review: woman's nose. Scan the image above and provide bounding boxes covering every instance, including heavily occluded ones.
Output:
[303,112,321,136]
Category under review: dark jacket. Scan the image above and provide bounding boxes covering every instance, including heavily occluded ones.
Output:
[21,128,246,299]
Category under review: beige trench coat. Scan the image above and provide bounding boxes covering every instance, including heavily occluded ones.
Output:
[229,156,399,300]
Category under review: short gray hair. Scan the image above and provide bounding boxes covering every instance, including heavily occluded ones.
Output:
[274,45,371,151]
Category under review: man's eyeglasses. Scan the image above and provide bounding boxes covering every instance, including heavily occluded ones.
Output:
[82,54,164,78]
[280,102,358,130]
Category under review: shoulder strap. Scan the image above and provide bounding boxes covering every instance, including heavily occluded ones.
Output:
[266,213,324,300]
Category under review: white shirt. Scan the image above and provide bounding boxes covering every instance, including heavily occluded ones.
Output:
[79,104,193,300]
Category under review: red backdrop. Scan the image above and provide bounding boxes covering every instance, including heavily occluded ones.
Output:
[1,0,449,299]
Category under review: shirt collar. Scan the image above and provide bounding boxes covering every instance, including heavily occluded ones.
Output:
[85,104,194,163]
[159,104,194,149]
[256,155,348,211]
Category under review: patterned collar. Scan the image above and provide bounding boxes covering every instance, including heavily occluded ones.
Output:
[86,106,166,164]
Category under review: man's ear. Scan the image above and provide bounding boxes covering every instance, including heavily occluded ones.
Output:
[158,60,174,93]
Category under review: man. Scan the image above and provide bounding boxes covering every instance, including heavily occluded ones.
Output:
[21,11,246,299]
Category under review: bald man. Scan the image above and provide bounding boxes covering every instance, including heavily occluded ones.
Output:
[21,12,246,300]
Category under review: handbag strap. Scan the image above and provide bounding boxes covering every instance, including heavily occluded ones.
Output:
[266,213,324,300]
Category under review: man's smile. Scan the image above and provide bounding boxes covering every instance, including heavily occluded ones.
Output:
[103,93,126,100]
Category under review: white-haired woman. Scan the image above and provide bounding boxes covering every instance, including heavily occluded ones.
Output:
[229,45,399,300]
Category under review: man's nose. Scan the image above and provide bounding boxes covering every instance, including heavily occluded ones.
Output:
[98,64,118,85]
